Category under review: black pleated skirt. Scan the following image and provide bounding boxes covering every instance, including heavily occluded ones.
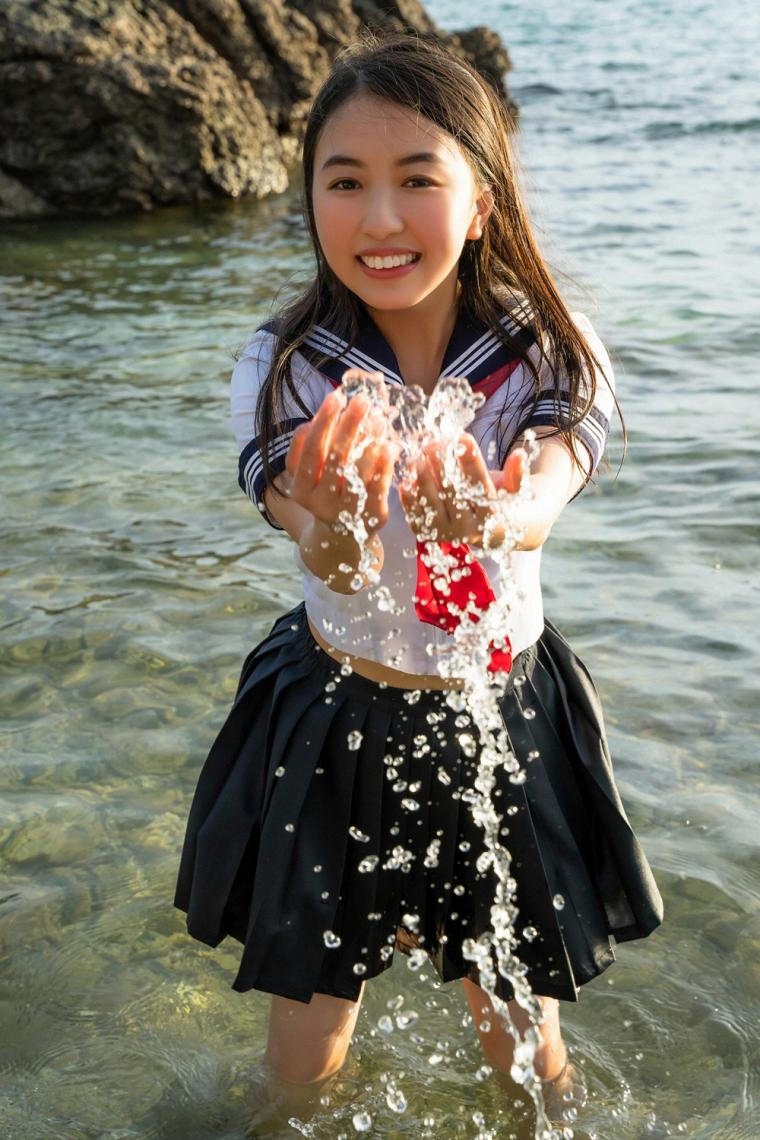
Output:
[173,603,663,1004]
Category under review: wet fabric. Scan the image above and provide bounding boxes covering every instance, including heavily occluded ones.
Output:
[174,605,663,1004]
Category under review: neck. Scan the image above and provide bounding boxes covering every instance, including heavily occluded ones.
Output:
[365,272,462,387]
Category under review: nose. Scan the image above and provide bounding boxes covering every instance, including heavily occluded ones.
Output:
[361,189,404,238]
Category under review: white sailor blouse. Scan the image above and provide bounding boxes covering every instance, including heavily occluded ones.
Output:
[230,302,615,672]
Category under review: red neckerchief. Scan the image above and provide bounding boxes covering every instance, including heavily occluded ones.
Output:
[414,540,512,674]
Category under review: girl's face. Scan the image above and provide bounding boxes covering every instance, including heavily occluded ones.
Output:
[312,93,492,314]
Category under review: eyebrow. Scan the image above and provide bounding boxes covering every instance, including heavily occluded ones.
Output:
[320,151,443,172]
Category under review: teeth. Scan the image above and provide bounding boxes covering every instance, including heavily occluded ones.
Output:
[360,253,418,269]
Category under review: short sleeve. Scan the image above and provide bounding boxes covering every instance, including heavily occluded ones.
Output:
[519,312,616,482]
[230,330,328,529]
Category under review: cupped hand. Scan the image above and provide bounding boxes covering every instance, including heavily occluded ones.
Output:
[399,434,528,545]
[286,386,398,534]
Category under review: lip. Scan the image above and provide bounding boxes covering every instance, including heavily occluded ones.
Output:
[355,251,421,280]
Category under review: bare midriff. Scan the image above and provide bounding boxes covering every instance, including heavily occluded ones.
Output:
[307,617,464,691]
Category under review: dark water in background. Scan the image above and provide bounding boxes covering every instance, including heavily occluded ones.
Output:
[1,0,759,1136]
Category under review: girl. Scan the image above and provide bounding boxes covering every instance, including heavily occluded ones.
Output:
[174,31,663,1120]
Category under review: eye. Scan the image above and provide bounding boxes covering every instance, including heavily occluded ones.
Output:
[329,178,359,191]
[405,177,433,188]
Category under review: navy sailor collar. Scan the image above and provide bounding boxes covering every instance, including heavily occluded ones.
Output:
[260,298,536,394]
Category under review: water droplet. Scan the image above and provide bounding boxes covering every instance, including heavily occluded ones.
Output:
[553,894,566,910]
[313,864,322,873]
[340,662,353,676]
[407,948,427,971]
[274,765,285,777]
[428,1052,444,1066]
[527,749,540,761]
[522,925,538,942]
[386,1084,407,1113]
[403,689,421,704]
[349,825,370,842]
[424,838,441,868]
[377,1014,394,1033]
[323,930,341,948]
[358,855,379,873]
[395,1009,419,1029]
[324,680,337,693]
[352,1110,372,1132]
[352,962,367,975]
[436,767,452,786]
[347,730,363,751]
[284,823,295,833]
[458,733,477,757]
[522,707,536,720]
[401,798,420,812]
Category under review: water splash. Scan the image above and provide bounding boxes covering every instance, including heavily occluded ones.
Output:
[336,368,563,1138]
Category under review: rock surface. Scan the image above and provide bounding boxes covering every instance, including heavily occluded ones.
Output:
[0,0,514,219]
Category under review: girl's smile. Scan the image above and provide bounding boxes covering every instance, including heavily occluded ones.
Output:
[312,93,491,314]
[356,249,421,278]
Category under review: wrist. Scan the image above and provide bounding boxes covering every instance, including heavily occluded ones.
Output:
[300,517,384,593]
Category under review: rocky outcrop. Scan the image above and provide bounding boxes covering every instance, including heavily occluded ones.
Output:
[0,0,514,219]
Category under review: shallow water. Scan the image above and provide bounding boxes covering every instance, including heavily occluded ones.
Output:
[1,0,759,1136]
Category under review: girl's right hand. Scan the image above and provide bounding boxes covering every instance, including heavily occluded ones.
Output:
[285,387,397,534]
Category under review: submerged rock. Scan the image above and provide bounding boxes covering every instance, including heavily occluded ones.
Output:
[0,0,515,219]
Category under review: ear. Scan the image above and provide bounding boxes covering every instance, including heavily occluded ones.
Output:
[466,187,495,241]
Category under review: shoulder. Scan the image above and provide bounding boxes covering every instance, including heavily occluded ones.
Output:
[231,324,328,401]
[568,312,616,416]
[229,321,334,454]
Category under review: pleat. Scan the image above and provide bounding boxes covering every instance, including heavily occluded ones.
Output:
[313,700,396,996]
[232,693,371,997]
[175,623,320,945]
[499,679,606,995]
[537,621,663,939]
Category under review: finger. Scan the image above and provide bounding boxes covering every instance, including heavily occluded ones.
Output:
[365,445,398,528]
[326,393,372,469]
[413,458,448,535]
[285,422,309,477]
[291,389,346,486]
[354,437,386,488]
[502,447,528,494]
[457,434,495,496]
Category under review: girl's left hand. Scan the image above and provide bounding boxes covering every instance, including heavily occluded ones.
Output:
[399,434,527,545]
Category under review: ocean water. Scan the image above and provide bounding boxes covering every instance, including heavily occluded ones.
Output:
[1,0,758,1137]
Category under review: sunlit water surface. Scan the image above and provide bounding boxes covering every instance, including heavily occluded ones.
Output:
[1,0,759,1136]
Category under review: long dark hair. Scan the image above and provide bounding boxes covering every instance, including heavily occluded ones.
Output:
[255,29,620,490]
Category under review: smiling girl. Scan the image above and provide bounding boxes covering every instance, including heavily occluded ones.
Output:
[174,31,663,1121]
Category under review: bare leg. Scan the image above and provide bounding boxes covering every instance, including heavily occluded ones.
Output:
[461,978,566,1080]
[265,986,365,1101]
